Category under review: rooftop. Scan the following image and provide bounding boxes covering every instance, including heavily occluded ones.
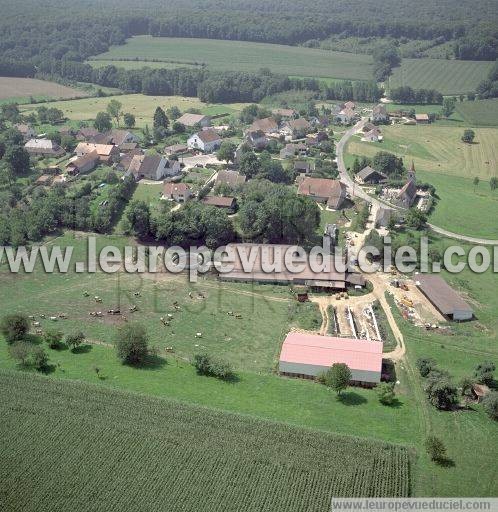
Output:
[279,332,383,372]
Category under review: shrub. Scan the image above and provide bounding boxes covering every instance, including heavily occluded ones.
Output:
[44,329,64,349]
[425,436,447,463]
[482,391,498,421]
[425,376,458,410]
[30,346,49,371]
[474,361,496,386]
[193,353,235,381]
[115,323,149,365]
[1,314,29,343]
[8,341,32,366]
[65,332,85,352]
[416,357,437,378]
[377,382,396,405]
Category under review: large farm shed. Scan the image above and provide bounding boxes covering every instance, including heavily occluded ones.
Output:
[279,332,383,385]
[218,243,347,289]
[414,273,473,321]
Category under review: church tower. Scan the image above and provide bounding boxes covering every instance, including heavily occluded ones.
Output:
[407,161,416,183]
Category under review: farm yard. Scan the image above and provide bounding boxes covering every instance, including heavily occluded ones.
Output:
[346,124,498,238]
[0,370,411,512]
[389,58,494,95]
[19,93,248,128]
[0,77,88,103]
[92,36,375,81]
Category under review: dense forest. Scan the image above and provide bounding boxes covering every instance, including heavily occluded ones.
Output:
[0,0,496,64]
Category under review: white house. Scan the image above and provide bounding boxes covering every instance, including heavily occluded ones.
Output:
[187,129,222,153]
[372,104,389,123]
[128,155,181,181]
[163,182,192,202]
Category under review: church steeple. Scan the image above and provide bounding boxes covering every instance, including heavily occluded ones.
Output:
[407,161,416,183]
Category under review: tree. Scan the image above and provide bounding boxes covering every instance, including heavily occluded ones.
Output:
[490,177,498,191]
[1,314,29,343]
[43,329,64,349]
[238,151,260,179]
[94,112,112,132]
[473,176,480,192]
[153,107,169,130]
[4,146,30,176]
[30,345,49,371]
[65,331,85,352]
[166,106,181,120]
[8,341,31,366]
[425,375,458,410]
[125,200,151,239]
[115,323,149,365]
[217,141,236,163]
[377,382,396,405]
[441,97,456,117]
[474,361,496,386]
[123,112,136,128]
[321,363,351,395]
[425,435,447,463]
[461,129,475,143]
[482,392,498,421]
[107,99,122,127]
[405,208,427,230]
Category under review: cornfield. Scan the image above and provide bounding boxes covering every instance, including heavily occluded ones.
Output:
[0,370,411,511]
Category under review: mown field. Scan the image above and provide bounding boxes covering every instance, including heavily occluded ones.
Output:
[455,99,498,127]
[0,371,411,512]
[93,35,375,81]
[347,124,498,238]
[0,77,88,103]
[19,93,247,128]
[389,58,494,95]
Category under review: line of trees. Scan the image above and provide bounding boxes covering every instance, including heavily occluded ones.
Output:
[0,1,495,64]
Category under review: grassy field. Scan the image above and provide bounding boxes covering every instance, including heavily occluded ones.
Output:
[94,36,375,81]
[19,93,247,128]
[389,59,494,95]
[0,77,88,102]
[456,99,498,127]
[0,233,305,372]
[0,370,411,511]
[347,124,498,238]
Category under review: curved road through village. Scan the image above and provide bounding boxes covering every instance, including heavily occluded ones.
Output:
[336,119,498,245]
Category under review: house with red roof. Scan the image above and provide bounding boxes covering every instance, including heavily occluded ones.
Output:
[162,182,192,202]
[297,177,347,210]
[279,332,383,385]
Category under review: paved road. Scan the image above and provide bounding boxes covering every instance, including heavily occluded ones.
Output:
[427,224,498,245]
[336,119,498,245]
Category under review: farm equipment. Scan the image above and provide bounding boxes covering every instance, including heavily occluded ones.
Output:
[401,296,413,308]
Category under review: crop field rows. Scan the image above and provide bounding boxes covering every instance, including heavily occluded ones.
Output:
[0,371,412,511]
[389,59,493,95]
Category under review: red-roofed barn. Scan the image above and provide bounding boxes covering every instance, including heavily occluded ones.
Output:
[279,332,383,385]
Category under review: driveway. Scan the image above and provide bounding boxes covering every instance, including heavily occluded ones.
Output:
[180,154,223,170]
